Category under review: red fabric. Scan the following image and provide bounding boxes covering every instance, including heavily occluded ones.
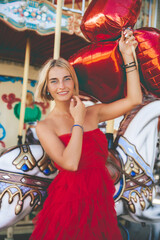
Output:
[30,128,122,240]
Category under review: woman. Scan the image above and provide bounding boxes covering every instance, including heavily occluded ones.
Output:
[30,29,142,240]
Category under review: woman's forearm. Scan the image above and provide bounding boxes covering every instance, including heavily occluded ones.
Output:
[36,122,84,172]
[122,53,142,105]
[61,126,83,171]
[60,96,86,171]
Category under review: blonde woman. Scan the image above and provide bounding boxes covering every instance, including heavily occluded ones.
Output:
[30,29,142,240]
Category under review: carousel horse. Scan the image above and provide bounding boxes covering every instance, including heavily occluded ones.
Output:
[110,94,160,223]
[0,94,160,231]
[0,140,58,230]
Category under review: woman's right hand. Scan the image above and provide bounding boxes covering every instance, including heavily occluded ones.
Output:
[119,28,138,57]
[69,96,86,125]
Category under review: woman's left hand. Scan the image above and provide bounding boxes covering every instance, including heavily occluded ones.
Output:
[119,27,138,57]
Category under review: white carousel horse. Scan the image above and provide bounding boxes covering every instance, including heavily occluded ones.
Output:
[112,95,160,224]
[0,95,160,232]
[0,142,58,230]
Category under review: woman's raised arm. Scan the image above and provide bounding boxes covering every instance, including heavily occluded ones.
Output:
[90,28,142,123]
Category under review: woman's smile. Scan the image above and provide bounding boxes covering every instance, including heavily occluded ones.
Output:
[57,91,69,96]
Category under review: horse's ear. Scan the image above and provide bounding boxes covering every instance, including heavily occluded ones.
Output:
[141,85,149,96]
[0,149,6,156]
[141,85,159,103]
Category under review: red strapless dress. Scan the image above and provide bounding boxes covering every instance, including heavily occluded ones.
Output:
[30,128,122,240]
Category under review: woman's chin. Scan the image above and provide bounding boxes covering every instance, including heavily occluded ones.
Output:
[56,94,72,102]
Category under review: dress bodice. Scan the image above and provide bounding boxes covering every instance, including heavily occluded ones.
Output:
[55,128,108,171]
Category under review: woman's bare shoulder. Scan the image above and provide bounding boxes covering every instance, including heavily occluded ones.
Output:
[36,118,50,128]
[36,118,55,136]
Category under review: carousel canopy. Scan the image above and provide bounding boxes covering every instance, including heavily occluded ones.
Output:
[0,0,89,66]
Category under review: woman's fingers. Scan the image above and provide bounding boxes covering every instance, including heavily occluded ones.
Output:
[125,36,135,44]
[78,94,91,101]
[126,38,138,50]
[121,28,133,41]
[73,95,82,105]
[121,30,125,42]
[122,30,138,47]
[123,28,133,36]
[70,98,75,108]
[119,27,138,55]
[70,96,82,108]
[120,28,133,45]
[73,95,80,101]
[70,95,86,125]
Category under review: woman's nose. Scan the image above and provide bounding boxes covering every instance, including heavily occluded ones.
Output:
[59,81,65,89]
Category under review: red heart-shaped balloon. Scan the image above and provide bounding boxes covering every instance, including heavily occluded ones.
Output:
[134,27,160,97]
[80,0,142,42]
[69,41,124,103]
[69,28,160,102]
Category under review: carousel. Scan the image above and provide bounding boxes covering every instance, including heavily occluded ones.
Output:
[0,0,160,239]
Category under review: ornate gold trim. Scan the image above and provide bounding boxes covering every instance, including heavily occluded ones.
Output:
[0,185,43,215]
[122,186,153,213]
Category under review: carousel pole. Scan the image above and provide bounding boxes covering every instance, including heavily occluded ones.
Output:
[49,0,63,110]
[53,0,63,59]
[17,38,30,145]
[106,120,114,149]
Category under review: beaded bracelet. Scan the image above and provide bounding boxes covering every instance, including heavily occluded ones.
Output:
[124,61,135,67]
[126,66,137,73]
[71,124,84,133]
[122,61,136,69]
[125,63,136,69]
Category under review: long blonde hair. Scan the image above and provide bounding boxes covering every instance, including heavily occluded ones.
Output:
[35,58,79,102]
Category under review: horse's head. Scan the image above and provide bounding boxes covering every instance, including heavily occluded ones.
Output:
[115,94,160,169]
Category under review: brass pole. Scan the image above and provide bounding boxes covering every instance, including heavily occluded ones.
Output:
[106,120,114,134]
[18,38,30,144]
[53,0,63,59]
[151,0,158,27]
[50,0,63,110]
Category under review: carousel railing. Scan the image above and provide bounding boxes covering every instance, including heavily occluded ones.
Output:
[134,0,159,29]
[51,0,88,15]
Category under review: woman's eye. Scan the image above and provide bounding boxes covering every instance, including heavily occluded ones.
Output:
[65,77,72,81]
[51,80,57,83]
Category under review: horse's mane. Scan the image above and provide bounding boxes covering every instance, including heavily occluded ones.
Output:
[115,92,159,144]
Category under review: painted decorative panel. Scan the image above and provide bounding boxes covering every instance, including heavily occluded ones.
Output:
[0,75,50,149]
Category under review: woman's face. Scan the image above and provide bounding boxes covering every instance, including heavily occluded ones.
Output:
[47,66,75,101]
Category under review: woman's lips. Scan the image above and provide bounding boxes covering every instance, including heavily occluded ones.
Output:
[57,91,69,95]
